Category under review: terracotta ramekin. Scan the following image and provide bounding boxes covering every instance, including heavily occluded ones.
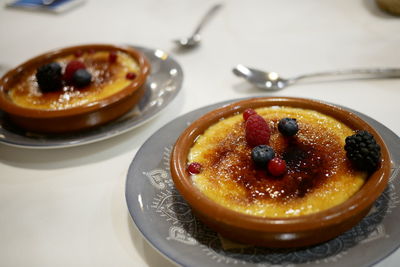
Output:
[170,97,391,248]
[0,44,150,133]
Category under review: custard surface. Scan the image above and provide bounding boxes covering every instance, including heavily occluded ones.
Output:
[8,51,140,110]
[188,107,367,218]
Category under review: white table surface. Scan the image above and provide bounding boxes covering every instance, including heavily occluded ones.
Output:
[0,0,399,266]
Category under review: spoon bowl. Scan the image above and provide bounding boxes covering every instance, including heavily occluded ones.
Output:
[174,4,222,49]
[173,34,202,49]
[233,64,289,91]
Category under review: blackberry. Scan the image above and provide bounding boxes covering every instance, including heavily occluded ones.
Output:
[36,62,62,92]
[278,118,299,136]
[344,130,381,172]
[72,69,92,87]
[251,145,275,167]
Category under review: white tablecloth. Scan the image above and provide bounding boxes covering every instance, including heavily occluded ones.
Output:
[0,0,399,266]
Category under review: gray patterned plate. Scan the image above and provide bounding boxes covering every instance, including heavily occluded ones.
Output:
[126,98,400,267]
[0,46,183,148]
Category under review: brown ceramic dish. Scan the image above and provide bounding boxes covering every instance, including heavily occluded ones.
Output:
[0,44,150,133]
[170,97,391,248]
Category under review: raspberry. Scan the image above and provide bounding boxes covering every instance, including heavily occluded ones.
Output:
[109,51,117,63]
[74,50,83,57]
[243,108,257,121]
[126,72,137,80]
[268,157,287,176]
[188,162,202,174]
[245,114,271,146]
[64,60,86,82]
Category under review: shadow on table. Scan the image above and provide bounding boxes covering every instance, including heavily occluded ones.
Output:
[0,123,150,169]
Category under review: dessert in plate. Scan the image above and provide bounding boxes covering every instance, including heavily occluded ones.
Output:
[170,97,391,247]
[0,44,150,133]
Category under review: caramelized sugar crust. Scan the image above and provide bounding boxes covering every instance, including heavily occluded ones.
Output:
[189,107,367,217]
[7,51,140,110]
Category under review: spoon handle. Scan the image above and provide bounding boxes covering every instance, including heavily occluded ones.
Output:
[291,68,400,83]
[192,3,223,36]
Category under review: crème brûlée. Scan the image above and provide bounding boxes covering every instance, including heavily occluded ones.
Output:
[188,106,367,218]
[7,50,140,110]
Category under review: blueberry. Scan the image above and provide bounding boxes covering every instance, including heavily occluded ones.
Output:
[251,145,275,167]
[278,118,299,136]
[36,62,62,92]
[72,69,92,88]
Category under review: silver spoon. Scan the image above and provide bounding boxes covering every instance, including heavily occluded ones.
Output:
[233,64,400,91]
[173,3,223,49]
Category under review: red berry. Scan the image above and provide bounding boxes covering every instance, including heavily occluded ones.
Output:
[243,108,257,121]
[109,51,117,63]
[64,60,86,81]
[126,72,137,80]
[268,158,287,177]
[74,50,83,57]
[188,162,202,174]
[245,114,271,147]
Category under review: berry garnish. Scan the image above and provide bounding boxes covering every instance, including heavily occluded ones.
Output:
[72,69,92,87]
[344,130,381,172]
[188,162,202,174]
[126,72,137,80]
[109,51,117,63]
[267,157,287,177]
[36,62,63,92]
[74,50,83,57]
[251,145,275,167]
[278,118,299,136]
[64,60,86,82]
[245,114,271,147]
[243,108,257,121]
